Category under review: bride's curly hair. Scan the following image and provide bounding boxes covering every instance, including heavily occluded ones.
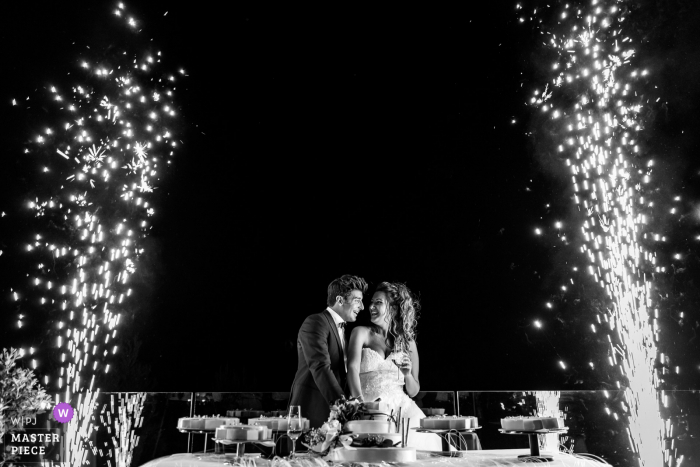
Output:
[374,281,420,354]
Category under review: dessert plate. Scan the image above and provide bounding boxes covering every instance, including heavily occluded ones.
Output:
[177,428,217,433]
[213,438,275,447]
[498,428,569,434]
[412,427,481,432]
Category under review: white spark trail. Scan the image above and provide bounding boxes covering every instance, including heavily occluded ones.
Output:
[526,0,666,464]
[14,3,184,466]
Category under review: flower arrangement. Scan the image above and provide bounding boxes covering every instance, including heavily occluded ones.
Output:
[301,397,396,456]
[301,397,363,455]
[328,396,368,426]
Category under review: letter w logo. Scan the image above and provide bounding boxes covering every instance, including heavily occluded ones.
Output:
[58,409,69,418]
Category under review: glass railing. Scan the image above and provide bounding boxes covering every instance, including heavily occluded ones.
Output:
[9,391,696,467]
[457,391,634,465]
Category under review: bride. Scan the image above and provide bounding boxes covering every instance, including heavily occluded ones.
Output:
[347,281,442,451]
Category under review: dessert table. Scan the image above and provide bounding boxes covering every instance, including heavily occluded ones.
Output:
[139,450,609,467]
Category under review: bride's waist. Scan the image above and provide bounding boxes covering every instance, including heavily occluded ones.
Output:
[360,369,403,376]
[360,371,404,385]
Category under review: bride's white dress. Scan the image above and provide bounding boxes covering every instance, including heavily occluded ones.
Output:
[359,348,442,451]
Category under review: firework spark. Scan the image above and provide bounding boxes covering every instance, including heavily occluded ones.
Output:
[524,0,666,464]
[98,393,147,467]
[12,3,184,465]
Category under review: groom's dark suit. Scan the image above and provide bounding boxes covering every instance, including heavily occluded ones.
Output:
[289,309,347,428]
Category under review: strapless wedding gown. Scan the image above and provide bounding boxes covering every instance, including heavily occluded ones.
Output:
[360,348,442,451]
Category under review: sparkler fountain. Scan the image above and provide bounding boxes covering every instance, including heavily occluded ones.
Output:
[522,0,669,464]
[528,391,561,453]
[8,4,185,466]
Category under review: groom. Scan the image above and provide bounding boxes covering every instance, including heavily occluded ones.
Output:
[288,274,368,428]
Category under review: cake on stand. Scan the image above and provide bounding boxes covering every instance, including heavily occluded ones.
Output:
[498,428,569,462]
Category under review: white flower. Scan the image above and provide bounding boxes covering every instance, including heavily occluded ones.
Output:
[321,420,340,433]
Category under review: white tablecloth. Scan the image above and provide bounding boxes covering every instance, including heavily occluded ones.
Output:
[140,450,608,467]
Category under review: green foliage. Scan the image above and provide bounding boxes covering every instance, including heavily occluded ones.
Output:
[0,348,54,467]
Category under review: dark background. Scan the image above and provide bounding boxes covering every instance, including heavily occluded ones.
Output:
[1,1,700,393]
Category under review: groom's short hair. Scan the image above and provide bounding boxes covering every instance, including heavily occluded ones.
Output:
[327,275,368,306]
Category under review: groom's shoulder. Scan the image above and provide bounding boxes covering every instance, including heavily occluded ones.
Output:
[300,310,331,326]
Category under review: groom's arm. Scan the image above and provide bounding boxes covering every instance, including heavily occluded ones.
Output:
[347,327,367,400]
[299,314,344,404]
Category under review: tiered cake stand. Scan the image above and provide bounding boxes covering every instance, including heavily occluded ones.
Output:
[412,426,481,452]
[177,428,215,453]
[498,428,568,462]
[212,437,275,457]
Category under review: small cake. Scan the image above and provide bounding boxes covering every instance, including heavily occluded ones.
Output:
[248,416,310,431]
[501,416,565,431]
[178,416,240,430]
[204,416,240,429]
[204,419,220,430]
[420,415,478,430]
[216,424,270,440]
[331,446,416,463]
[344,420,395,434]
[422,408,445,416]
[177,418,205,430]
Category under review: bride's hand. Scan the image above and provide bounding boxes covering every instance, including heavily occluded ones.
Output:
[398,354,412,376]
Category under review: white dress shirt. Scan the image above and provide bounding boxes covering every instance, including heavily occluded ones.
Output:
[326,307,347,370]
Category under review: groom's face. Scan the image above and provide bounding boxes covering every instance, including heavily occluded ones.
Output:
[337,289,364,322]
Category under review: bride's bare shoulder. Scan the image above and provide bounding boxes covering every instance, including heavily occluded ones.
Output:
[351,325,371,336]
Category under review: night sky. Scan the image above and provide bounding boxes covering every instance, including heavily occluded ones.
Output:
[2,1,700,394]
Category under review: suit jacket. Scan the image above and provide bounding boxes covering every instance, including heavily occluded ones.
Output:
[288,309,347,428]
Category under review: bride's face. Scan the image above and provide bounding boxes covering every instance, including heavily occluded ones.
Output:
[369,292,391,326]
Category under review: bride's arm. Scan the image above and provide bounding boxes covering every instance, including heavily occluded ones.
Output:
[347,327,368,400]
[402,340,420,398]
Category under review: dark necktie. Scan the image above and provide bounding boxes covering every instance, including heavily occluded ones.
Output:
[337,321,347,370]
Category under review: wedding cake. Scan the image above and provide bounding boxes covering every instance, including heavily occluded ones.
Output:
[344,420,394,433]
[501,416,565,431]
[330,445,416,463]
[177,416,240,430]
[362,401,387,410]
[330,419,416,463]
[360,401,391,420]
[420,415,478,429]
